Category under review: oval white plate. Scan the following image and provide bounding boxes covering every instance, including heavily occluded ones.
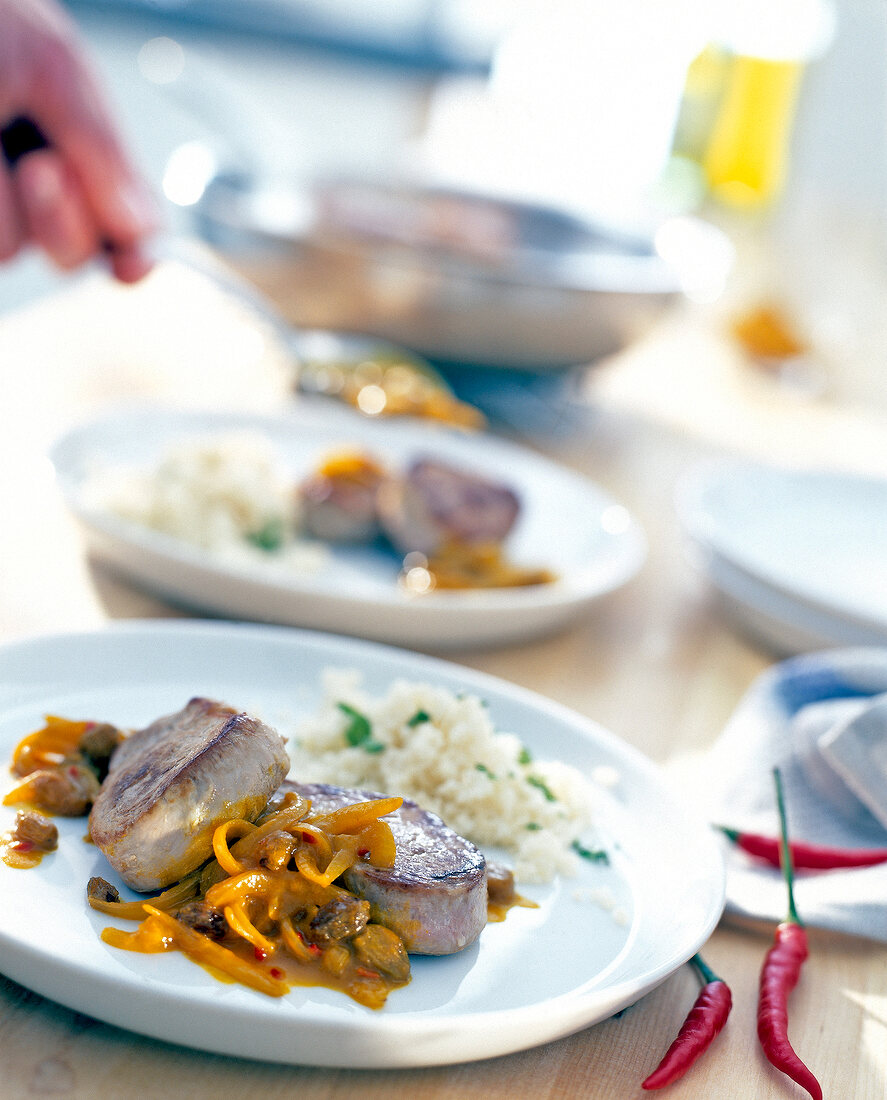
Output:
[0,621,723,1068]
[679,461,887,639]
[693,546,887,656]
[50,407,645,649]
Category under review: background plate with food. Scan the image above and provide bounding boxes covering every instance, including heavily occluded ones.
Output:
[0,621,724,1068]
[50,406,646,648]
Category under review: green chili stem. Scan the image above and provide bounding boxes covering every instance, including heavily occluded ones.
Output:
[690,953,723,987]
[772,767,802,927]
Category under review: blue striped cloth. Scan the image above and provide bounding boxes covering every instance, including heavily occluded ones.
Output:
[699,648,887,941]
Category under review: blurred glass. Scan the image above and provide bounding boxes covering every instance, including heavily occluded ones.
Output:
[701,0,836,209]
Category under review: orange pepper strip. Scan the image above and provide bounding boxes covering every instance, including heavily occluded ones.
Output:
[224,901,276,955]
[11,716,91,776]
[205,869,273,909]
[311,797,402,836]
[212,819,257,875]
[87,870,202,921]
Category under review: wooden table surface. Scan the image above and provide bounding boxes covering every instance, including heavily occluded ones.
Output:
[1,260,885,1099]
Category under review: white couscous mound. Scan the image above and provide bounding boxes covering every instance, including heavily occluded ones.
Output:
[289,669,604,883]
[87,432,327,571]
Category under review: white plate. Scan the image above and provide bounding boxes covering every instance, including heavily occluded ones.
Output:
[679,461,887,640]
[50,406,645,649]
[0,621,724,1068]
[692,546,887,656]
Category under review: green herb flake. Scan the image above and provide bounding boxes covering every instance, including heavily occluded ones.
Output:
[245,517,285,552]
[338,702,373,746]
[518,746,533,765]
[527,775,557,802]
[571,840,609,864]
[475,763,497,780]
[406,709,431,728]
[525,822,542,831]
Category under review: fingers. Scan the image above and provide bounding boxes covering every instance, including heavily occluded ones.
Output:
[27,50,159,258]
[0,164,24,261]
[14,149,99,270]
[0,0,159,280]
[104,239,156,285]
[0,120,158,279]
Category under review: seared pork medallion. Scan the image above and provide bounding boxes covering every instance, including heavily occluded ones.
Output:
[288,782,488,955]
[377,457,521,556]
[298,451,387,543]
[89,698,289,892]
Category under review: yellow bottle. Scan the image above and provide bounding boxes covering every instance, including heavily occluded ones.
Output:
[703,55,803,208]
[700,0,835,210]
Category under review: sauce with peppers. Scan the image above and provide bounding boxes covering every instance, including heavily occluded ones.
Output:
[91,792,413,1008]
[1,828,52,869]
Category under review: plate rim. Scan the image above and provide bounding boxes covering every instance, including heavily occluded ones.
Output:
[677,460,887,635]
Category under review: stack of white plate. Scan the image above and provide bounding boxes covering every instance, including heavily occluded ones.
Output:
[677,460,887,655]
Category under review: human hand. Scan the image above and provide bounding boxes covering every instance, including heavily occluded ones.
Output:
[0,0,158,282]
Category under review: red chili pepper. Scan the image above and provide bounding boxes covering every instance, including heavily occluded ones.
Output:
[254,946,267,961]
[269,967,284,980]
[357,847,370,859]
[719,825,887,870]
[12,840,34,852]
[355,966,380,980]
[757,769,822,1100]
[301,832,316,845]
[641,954,732,1090]
[294,928,325,954]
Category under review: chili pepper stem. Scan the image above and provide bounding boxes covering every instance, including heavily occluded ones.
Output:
[690,953,721,987]
[772,768,802,927]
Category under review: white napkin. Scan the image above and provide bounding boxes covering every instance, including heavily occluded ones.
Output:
[692,648,887,942]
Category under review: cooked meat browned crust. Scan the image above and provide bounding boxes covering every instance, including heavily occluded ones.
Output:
[377,457,520,556]
[289,780,487,955]
[89,698,289,892]
[298,466,384,543]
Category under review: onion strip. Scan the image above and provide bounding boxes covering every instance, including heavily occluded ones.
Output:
[205,868,273,909]
[212,819,257,875]
[88,869,202,920]
[224,902,276,955]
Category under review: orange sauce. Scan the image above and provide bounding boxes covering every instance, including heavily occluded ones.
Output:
[405,542,556,592]
[0,833,49,869]
[9,715,91,779]
[487,893,538,924]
